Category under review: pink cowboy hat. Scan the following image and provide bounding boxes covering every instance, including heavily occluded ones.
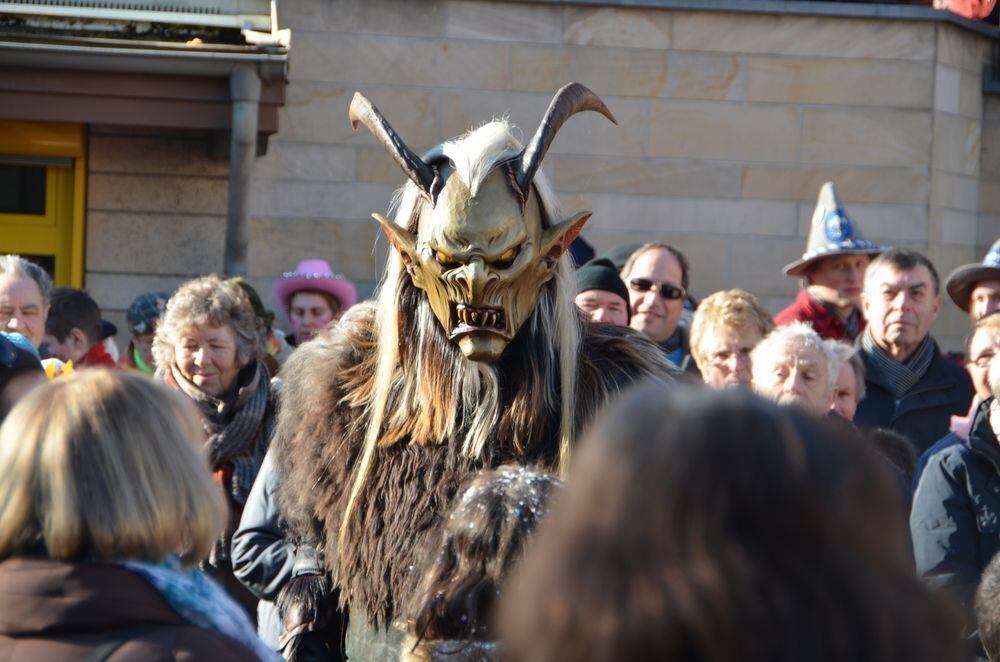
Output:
[272,259,358,313]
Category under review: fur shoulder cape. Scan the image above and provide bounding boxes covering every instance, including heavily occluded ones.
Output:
[273,303,675,628]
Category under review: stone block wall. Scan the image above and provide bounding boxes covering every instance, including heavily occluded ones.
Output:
[85,126,229,341]
[82,1,1000,351]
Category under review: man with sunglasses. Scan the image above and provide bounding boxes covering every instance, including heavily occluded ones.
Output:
[620,243,697,373]
[775,182,889,341]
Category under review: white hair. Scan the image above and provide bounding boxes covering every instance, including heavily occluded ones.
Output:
[751,321,841,391]
[826,339,866,401]
[0,254,53,304]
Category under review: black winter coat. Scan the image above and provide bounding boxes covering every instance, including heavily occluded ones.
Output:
[232,450,294,649]
[855,340,974,454]
[911,398,1000,610]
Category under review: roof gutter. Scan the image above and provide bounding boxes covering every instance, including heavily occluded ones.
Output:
[0,2,270,31]
[0,37,287,80]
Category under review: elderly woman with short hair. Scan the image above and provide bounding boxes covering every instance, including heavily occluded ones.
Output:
[153,274,277,619]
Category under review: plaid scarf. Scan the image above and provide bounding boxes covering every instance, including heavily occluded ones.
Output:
[860,329,936,398]
[808,289,862,339]
[164,361,272,506]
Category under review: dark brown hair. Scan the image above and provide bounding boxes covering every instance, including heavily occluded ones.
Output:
[867,427,918,485]
[500,384,962,662]
[621,242,690,291]
[289,288,342,316]
[867,248,941,295]
[45,288,102,344]
[407,464,559,646]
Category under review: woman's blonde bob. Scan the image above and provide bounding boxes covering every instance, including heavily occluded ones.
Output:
[0,370,225,566]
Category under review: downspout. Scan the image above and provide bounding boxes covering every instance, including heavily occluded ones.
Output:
[224,64,261,276]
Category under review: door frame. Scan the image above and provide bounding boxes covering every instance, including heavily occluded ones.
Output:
[0,120,86,287]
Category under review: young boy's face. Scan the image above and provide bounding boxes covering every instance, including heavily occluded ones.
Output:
[41,328,90,363]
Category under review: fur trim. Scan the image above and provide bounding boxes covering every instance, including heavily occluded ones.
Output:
[274,303,674,629]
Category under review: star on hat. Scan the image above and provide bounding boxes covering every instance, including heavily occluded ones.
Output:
[782,182,890,278]
[945,239,1000,312]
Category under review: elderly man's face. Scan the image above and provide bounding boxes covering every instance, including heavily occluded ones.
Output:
[623,249,685,344]
[862,264,940,360]
[968,325,1000,401]
[971,281,1000,323]
[753,342,832,415]
[0,275,48,349]
[808,254,870,313]
[574,290,629,327]
[831,361,860,421]
[697,325,762,389]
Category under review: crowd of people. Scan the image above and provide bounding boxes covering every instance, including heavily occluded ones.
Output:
[1,167,1000,660]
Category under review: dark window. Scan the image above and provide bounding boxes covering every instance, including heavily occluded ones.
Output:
[0,165,46,215]
[20,255,55,281]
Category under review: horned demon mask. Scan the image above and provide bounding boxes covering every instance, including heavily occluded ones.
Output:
[350,83,616,362]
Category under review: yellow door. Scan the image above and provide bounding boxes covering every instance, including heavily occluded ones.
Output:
[0,121,86,287]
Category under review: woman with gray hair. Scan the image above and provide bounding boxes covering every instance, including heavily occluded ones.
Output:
[153,273,277,620]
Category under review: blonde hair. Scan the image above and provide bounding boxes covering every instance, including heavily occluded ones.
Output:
[153,274,263,370]
[0,370,225,566]
[690,289,774,371]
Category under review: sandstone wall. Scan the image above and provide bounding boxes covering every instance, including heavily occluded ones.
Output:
[86,1,999,350]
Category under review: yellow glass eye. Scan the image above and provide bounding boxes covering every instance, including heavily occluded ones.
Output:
[492,245,521,269]
[497,247,517,263]
[435,250,459,269]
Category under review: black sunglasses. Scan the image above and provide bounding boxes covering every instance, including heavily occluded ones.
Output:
[628,278,685,301]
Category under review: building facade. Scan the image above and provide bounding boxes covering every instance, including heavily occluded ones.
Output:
[1,0,997,350]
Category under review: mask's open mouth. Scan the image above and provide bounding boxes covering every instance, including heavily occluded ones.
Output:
[450,303,508,338]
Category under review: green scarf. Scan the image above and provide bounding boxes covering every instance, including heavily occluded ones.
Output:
[133,347,154,375]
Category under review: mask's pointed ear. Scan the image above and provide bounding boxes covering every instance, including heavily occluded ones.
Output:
[373,213,418,265]
[540,211,591,264]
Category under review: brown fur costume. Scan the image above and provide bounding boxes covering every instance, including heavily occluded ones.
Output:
[274,299,674,629]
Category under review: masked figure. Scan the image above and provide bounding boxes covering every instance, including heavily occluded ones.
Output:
[273,83,675,660]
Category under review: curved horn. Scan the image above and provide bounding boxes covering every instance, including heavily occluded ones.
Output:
[349,92,437,195]
[516,83,617,194]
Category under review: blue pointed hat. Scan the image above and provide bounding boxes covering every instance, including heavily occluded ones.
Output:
[782,182,889,278]
[945,238,1000,312]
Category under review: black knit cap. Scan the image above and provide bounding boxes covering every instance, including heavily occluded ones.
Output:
[576,257,630,305]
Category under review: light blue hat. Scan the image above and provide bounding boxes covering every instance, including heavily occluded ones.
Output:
[782,182,890,278]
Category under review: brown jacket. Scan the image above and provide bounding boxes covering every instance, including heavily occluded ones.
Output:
[0,557,257,661]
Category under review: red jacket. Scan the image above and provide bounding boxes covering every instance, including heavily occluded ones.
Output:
[774,289,866,342]
[78,342,118,369]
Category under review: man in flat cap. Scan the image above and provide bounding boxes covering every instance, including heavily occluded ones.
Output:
[775,182,889,341]
[946,239,1000,325]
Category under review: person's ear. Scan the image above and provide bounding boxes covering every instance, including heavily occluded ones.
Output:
[69,328,89,351]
